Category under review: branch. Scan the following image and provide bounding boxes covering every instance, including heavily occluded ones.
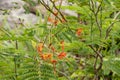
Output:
[14,40,18,79]
[50,0,67,22]
[39,0,63,22]
[56,70,71,80]
[89,0,103,37]
[89,0,95,13]
[105,11,120,39]
[95,0,103,15]
[94,55,98,70]
[89,45,103,72]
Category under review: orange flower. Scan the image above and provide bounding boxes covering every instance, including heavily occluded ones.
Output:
[61,19,66,23]
[48,17,54,23]
[37,43,43,53]
[54,10,58,16]
[60,41,64,51]
[51,46,55,52]
[41,54,47,60]
[53,20,58,26]
[48,44,55,52]
[41,53,52,60]
[60,40,64,44]
[48,17,52,22]
[76,28,82,36]
[47,53,53,59]
[51,59,57,64]
[58,52,66,59]
[48,17,58,26]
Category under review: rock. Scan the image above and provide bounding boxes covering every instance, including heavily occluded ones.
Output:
[0,0,38,28]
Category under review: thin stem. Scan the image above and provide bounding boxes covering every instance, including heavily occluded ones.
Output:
[14,40,18,79]
[105,11,120,39]
[94,55,98,70]
[39,0,63,22]
[56,70,71,80]
[95,0,103,15]
[89,45,103,75]
[90,0,103,38]
[50,0,67,22]
[14,57,17,80]
[90,14,93,42]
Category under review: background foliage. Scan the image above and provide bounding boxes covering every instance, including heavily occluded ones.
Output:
[0,0,120,80]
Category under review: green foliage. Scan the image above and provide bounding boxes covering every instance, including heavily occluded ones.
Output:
[103,57,120,76]
[0,0,120,80]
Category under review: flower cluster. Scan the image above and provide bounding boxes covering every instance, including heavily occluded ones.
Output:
[37,41,67,65]
[47,10,66,26]
[76,28,83,36]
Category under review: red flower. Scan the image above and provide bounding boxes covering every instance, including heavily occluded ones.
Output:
[76,28,82,36]
[51,59,57,64]
[58,52,66,59]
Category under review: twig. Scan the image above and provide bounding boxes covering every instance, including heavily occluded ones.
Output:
[90,0,103,37]
[105,11,120,39]
[14,40,18,79]
[50,0,67,22]
[56,70,71,80]
[39,0,63,22]
[89,45,103,72]
[95,0,103,15]
[94,55,98,70]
